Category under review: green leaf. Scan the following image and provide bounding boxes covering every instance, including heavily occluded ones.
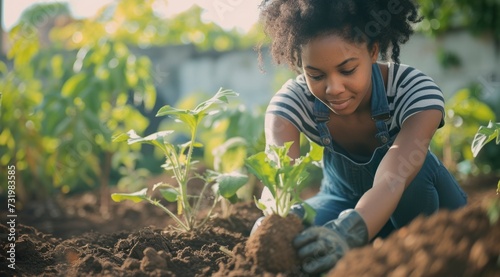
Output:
[179,141,204,149]
[155,106,198,131]
[53,116,73,136]
[159,188,180,202]
[285,165,310,188]
[213,137,248,171]
[308,141,323,161]
[143,82,156,111]
[192,88,238,114]
[126,129,173,153]
[61,73,86,97]
[125,55,139,86]
[111,188,148,203]
[225,194,239,204]
[213,137,247,155]
[471,121,500,157]
[156,89,237,135]
[268,141,293,167]
[284,144,322,190]
[51,54,64,78]
[245,152,277,196]
[216,171,249,199]
[487,198,500,224]
[112,133,129,142]
[127,129,174,144]
[302,202,317,226]
[253,196,268,212]
[155,105,189,117]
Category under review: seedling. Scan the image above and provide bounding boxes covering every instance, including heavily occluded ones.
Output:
[111,88,248,231]
[471,120,500,224]
[472,120,500,194]
[211,137,251,218]
[245,141,322,222]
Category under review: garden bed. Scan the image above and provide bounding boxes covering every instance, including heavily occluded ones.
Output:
[1,178,499,276]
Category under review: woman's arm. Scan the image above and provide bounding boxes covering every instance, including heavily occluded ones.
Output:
[355,109,443,239]
[264,113,301,160]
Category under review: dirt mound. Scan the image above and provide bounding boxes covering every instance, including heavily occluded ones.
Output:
[329,203,500,277]
[1,202,262,277]
[1,185,499,276]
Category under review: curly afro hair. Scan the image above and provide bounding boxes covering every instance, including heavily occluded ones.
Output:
[259,0,422,70]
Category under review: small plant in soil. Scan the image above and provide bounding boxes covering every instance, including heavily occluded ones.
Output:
[211,137,253,219]
[472,120,500,223]
[111,88,248,231]
[244,141,322,273]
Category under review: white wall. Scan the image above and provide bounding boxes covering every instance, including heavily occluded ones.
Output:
[399,32,500,101]
[137,31,500,109]
[179,49,280,108]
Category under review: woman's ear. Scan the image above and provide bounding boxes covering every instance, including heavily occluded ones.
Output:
[370,42,379,63]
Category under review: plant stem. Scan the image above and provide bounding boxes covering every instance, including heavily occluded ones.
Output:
[196,190,220,229]
[145,198,190,231]
[164,150,192,229]
[180,124,199,228]
[183,126,198,186]
[276,157,286,217]
[192,180,210,223]
[99,151,112,216]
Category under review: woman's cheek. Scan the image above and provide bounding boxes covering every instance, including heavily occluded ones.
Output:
[307,83,323,99]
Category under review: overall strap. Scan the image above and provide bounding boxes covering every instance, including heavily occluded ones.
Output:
[370,63,391,145]
[370,63,391,121]
[313,99,335,152]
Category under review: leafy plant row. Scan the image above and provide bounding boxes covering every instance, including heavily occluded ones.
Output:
[111,89,322,231]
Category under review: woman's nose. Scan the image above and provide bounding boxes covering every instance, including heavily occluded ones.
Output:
[326,76,345,96]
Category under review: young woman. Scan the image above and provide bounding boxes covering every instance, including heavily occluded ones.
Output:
[257,0,468,274]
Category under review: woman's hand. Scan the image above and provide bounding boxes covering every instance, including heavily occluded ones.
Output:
[293,209,368,274]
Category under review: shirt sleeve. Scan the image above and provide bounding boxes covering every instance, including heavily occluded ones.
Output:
[391,66,445,129]
[265,74,321,144]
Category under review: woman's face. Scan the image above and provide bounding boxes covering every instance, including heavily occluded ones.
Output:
[301,33,379,116]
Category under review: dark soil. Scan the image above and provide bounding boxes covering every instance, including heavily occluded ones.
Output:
[1,176,499,277]
[245,214,304,274]
[329,201,500,277]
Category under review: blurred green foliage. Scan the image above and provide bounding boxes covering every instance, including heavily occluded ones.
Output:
[0,2,156,202]
[472,121,500,220]
[472,121,500,157]
[0,0,268,203]
[111,89,248,231]
[16,0,500,204]
[52,0,265,52]
[432,84,498,178]
[166,93,324,192]
[417,0,500,41]
[155,5,266,51]
[416,0,500,178]
[158,93,267,169]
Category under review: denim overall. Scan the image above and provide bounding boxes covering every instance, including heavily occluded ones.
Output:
[304,63,467,237]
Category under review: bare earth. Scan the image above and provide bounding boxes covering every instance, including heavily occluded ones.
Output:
[1,176,499,276]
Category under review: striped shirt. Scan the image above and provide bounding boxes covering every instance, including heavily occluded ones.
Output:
[266,63,445,146]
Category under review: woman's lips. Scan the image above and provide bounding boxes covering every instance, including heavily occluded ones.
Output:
[328,98,351,111]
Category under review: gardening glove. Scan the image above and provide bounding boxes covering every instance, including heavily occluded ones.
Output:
[293,209,369,274]
[250,204,307,235]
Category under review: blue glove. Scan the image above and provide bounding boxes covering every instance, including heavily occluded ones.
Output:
[292,209,369,274]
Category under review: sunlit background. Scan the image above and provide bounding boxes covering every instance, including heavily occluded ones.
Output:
[0,0,499,213]
[3,0,260,31]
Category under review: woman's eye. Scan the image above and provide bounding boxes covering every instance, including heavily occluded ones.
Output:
[341,68,356,75]
[307,74,324,81]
